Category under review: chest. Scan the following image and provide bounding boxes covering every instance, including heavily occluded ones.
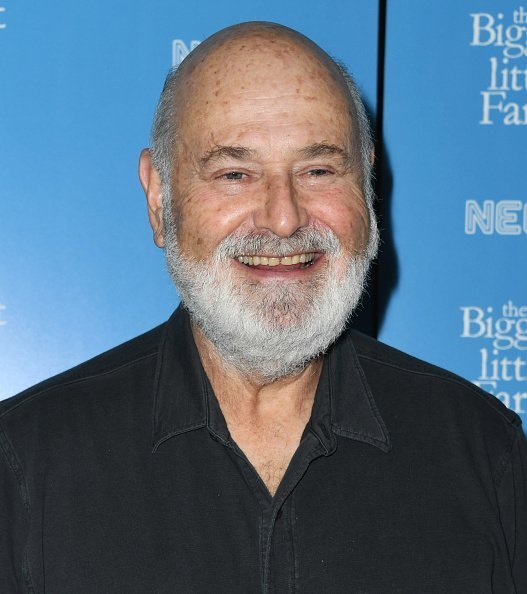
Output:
[27,431,514,593]
[227,420,305,495]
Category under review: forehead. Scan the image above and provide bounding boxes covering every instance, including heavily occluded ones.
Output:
[175,35,354,152]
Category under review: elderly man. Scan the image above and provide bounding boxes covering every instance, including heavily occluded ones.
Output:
[1,22,526,593]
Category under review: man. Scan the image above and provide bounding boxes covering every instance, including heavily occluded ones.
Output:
[1,22,526,593]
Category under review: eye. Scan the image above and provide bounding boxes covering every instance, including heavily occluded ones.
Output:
[222,171,245,180]
[307,168,332,177]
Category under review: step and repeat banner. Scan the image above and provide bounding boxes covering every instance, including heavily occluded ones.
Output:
[379,0,526,429]
[1,1,525,430]
[0,1,379,398]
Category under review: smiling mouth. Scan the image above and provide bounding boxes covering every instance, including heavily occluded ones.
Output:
[236,253,316,268]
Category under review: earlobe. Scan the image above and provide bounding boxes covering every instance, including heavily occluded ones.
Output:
[139,148,165,248]
[151,208,165,248]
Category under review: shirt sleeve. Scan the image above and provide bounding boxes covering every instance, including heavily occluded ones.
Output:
[496,425,527,592]
[0,425,30,592]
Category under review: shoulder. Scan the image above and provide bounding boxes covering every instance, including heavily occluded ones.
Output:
[0,323,165,422]
[348,330,522,432]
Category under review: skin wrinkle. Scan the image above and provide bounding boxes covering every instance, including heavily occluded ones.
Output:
[199,145,255,169]
[199,143,352,174]
[170,26,358,163]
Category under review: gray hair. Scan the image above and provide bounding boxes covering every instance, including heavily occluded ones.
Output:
[150,65,184,188]
[150,52,374,209]
[333,60,375,210]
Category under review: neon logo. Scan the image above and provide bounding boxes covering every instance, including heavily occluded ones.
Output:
[172,39,201,68]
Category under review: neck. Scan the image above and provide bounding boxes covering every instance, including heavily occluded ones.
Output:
[191,322,323,496]
[191,323,323,421]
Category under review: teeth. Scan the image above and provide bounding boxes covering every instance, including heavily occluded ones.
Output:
[236,253,315,267]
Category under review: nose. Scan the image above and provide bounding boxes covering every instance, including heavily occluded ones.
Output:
[252,174,309,238]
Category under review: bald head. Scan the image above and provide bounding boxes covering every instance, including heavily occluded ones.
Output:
[175,22,352,106]
[150,22,373,206]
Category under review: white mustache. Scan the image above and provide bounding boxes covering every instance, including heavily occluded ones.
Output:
[215,227,341,260]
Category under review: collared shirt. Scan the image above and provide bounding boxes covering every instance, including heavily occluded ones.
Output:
[1,307,526,593]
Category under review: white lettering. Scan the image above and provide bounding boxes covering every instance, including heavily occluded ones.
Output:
[461,306,489,338]
[496,200,522,234]
[514,7,527,25]
[465,200,527,235]
[172,39,201,68]
[489,57,527,91]
[470,12,527,58]
[472,382,527,414]
[465,200,494,234]
[471,13,498,46]
[471,10,527,125]
[466,300,527,414]
[480,90,506,124]
[513,391,527,413]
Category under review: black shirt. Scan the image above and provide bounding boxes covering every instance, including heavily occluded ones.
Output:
[1,308,526,593]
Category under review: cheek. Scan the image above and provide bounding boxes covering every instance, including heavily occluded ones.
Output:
[309,189,371,253]
[174,190,251,260]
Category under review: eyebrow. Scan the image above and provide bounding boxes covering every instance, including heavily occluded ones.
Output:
[298,143,351,163]
[198,142,351,168]
[199,145,257,168]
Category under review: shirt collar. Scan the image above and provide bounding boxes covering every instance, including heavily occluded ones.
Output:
[151,308,208,451]
[327,330,391,452]
[151,307,391,454]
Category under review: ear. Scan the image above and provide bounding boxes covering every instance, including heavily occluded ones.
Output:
[139,148,165,248]
[369,146,375,166]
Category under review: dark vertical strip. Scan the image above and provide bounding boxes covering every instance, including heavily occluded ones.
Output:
[373,0,388,338]
[375,0,387,165]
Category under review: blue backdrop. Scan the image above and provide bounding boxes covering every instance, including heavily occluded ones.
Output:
[0,1,379,396]
[378,0,527,429]
[1,1,525,431]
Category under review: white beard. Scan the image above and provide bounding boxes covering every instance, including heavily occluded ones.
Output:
[163,201,378,383]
